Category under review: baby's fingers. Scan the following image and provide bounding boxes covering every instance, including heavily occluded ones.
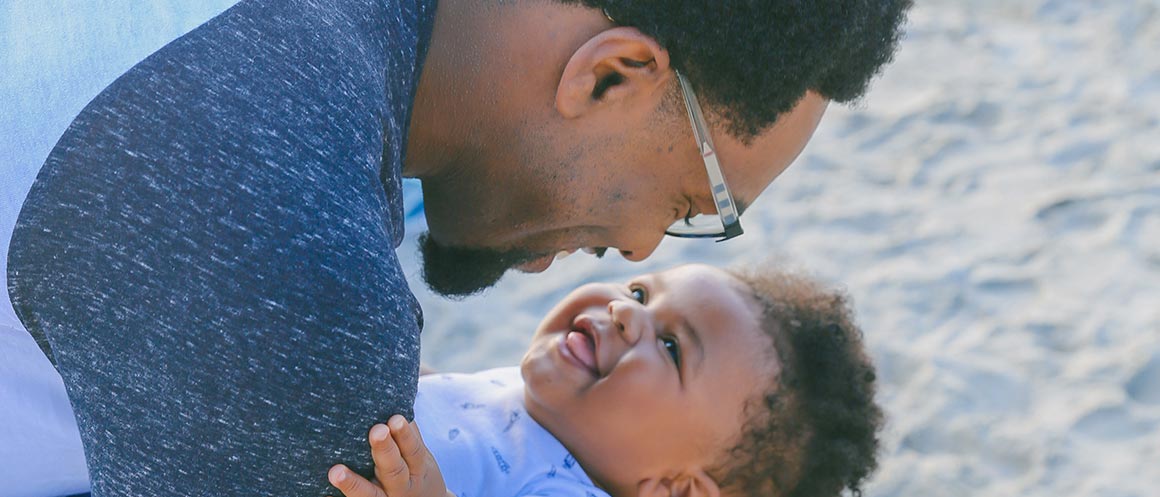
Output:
[328,464,385,497]
[387,415,429,470]
[369,423,411,494]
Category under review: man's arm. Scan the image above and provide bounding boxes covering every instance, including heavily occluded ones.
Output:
[6,0,433,495]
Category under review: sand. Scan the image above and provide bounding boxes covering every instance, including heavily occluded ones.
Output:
[400,1,1160,496]
[2,0,1157,496]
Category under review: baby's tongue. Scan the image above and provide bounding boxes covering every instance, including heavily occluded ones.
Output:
[565,331,597,373]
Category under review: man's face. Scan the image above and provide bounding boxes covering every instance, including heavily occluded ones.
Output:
[419,91,827,297]
[520,264,777,493]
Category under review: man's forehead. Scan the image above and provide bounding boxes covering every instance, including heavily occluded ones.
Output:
[719,93,828,209]
[733,197,751,217]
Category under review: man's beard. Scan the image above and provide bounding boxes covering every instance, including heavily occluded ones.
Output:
[418,232,541,298]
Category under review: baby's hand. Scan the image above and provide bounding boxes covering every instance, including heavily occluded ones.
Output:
[329,415,453,497]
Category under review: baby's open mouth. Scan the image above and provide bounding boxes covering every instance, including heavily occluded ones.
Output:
[564,328,599,377]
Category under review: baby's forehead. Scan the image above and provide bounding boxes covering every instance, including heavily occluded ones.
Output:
[647,264,751,294]
[668,267,765,320]
[679,281,779,372]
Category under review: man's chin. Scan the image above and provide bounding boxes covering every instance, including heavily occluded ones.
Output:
[418,232,541,298]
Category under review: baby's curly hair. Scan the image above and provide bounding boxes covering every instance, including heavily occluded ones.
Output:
[717,267,884,497]
[558,0,912,140]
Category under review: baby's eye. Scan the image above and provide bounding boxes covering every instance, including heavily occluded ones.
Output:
[629,285,648,304]
[660,335,681,369]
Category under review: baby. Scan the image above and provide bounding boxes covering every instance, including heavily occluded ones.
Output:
[327,264,883,497]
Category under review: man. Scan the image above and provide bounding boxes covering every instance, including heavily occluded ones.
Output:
[6,0,909,495]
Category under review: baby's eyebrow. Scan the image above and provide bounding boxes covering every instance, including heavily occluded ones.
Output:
[680,315,705,379]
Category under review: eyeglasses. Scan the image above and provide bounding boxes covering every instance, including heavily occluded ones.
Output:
[664,70,744,242]
[600,9,743,242]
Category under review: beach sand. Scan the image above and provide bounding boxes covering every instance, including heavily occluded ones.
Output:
[400,1,1160,495]
[2,0,1156,495]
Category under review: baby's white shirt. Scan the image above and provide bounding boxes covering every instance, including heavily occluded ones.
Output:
[414,367,611,497]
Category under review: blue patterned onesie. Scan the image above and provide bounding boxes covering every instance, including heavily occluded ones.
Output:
[416,368,612,497]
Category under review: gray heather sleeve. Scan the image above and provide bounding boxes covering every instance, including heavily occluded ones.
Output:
[6,0,435,495]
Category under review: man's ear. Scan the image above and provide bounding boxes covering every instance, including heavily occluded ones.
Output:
[555,27,671,119]
[637,470,722,497]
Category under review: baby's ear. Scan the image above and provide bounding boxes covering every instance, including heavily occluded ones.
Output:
[637,471,721,497]
[673,470,722,497]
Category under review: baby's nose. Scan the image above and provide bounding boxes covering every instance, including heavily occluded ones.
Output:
[608,299,647,344]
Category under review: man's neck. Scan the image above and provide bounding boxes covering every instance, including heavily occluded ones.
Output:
[402,0,494,181]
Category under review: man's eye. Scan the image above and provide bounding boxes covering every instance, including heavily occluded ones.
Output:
[661,336,681,368]
[629,285,648,304]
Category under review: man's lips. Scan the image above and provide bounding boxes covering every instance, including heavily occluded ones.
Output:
[560,330,599,376]
[514,248,597,274]
[516,255,556,273]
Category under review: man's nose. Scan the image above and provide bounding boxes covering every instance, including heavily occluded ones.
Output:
[618,229,665,262]
[608,299,649,345]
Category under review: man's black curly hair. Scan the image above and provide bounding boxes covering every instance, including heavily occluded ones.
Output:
[559,0,912,140]
[721,267,884,497]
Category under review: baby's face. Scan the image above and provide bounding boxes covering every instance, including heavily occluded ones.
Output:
[520,264,778,495]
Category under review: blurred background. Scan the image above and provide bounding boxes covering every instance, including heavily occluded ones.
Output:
[3,1,1158,496]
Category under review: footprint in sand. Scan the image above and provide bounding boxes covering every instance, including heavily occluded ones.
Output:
[1034,195,1111,235]
[1072,404,1140,440]
[1126,354,1160,405]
